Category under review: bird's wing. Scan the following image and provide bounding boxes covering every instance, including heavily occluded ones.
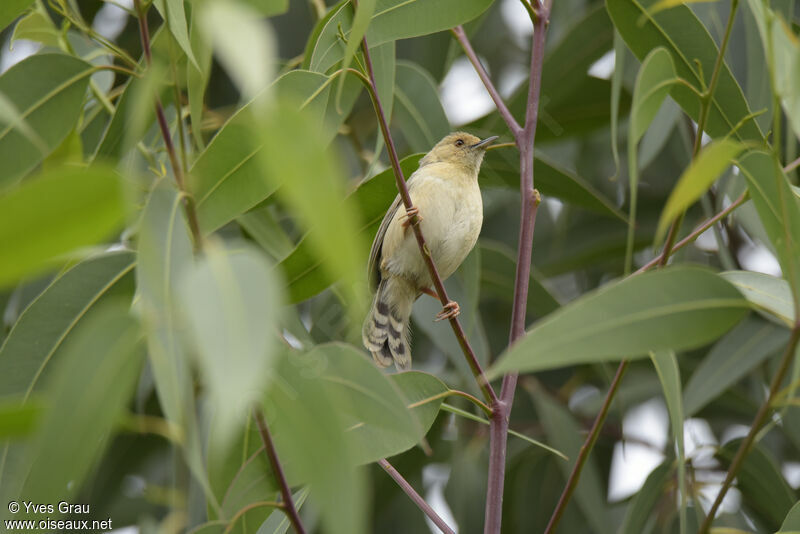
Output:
[367,192,403,291]
[367,170,424,291]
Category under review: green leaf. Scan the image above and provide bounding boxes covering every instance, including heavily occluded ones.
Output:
[278,154,421,302]
[481,149,627,221]
[0,251,134,399]
[256,488,309,534]
[488,267,750,378]
[5,302,143,507]
[630,48,678,144]
[0,398,40,439]
[11,3,60,48]
[309,344,445,463]
[649,350,686,534]
[0,0,33,33]
[238,0,289,16]
[0,164,125,289]
[607,0,764,142]
[655,139,746,242]
[716,439,796,529]
[178,242,283,451]
[0,54,93,185]
[305,0,493,72]
[338,0,375,109]
[263,348,367,534]
[393,61,450,152]
[738,150,800,310]
[532,391,611,533]
[187,2,213,149]
[256,102,367,320]
[779,501,800,532]
[198,1,274,99]
[618,461,673,534]
[683,317,790,416]
[721,271,796,327]
[153,0,199,69]
[190,69,356,234]
[627,47,677,271]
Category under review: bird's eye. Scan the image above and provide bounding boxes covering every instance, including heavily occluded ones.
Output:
[455,139,464,147]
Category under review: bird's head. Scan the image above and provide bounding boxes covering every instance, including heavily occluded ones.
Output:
[419,132,499,174]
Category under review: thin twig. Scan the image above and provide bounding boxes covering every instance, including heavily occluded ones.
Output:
[637,191,748,273]
[543,361,629,534]
[451,26,522,137]
[698,321,800,533]
[134,0,204,250]
[358,32,498,406]
[253,408,307,534]
[482,1,551,530]
[378,459,456,534]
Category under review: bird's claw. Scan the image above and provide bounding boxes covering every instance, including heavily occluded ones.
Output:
[435,301,460,321]
[401,206,423,229]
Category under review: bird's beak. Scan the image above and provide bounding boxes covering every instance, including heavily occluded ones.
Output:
[470,135,499,149]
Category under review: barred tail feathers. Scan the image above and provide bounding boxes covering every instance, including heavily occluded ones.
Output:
[362,277,414,370]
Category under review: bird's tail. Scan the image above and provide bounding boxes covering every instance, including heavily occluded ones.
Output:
[362,277,415,370]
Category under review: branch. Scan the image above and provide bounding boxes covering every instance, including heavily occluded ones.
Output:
[253,408,307,534]
[134,0,203,251]
[698,320,800,533]
[484,4,551,533]
[358,33,498,406]
[378,459,456,534]
[451,26,522,137]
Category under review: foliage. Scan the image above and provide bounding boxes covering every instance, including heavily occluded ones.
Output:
[0,0,799,532]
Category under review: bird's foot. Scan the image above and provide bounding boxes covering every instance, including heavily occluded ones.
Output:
[435,301,460,321]
[401,206,423,229]
[420,287,438,299]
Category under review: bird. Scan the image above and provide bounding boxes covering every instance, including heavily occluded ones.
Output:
[362,132,498,370]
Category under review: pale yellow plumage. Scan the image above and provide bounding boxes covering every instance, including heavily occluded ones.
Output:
[362,132,497,369]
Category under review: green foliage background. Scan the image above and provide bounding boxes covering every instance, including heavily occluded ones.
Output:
[0,0,799,532]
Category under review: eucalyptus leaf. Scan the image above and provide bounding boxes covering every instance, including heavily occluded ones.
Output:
[394,61,450,152]
[738,150,800,309]
[0,164,125,289]
[0,54,93,185]
[721,271,795,327]
[655,139,745,242]
[4,303,143,508]
[684,317,790,416]
[0,0,34,32]
[607,0,764,142]
[489,267,750,378]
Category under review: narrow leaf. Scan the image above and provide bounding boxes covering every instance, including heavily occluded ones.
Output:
[488,267,750,378]
[0,54,93,185]
[655,139,745,242]
[738,150,800,310]
[393,61,450,152]
[0,164,125,289]
[684,317,789,416]
[153,0,199,69]
[650,350,686,534]
[721,271,795,327]
[178,243,283,452]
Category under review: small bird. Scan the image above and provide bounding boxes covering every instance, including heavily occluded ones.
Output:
[362,132,498,370]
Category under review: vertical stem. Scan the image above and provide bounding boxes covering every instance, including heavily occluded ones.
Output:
[253,408,307,534]
[378,459,456,534]
[698,322,800,533]
[134,0,203,251]
[484,6,549,533]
